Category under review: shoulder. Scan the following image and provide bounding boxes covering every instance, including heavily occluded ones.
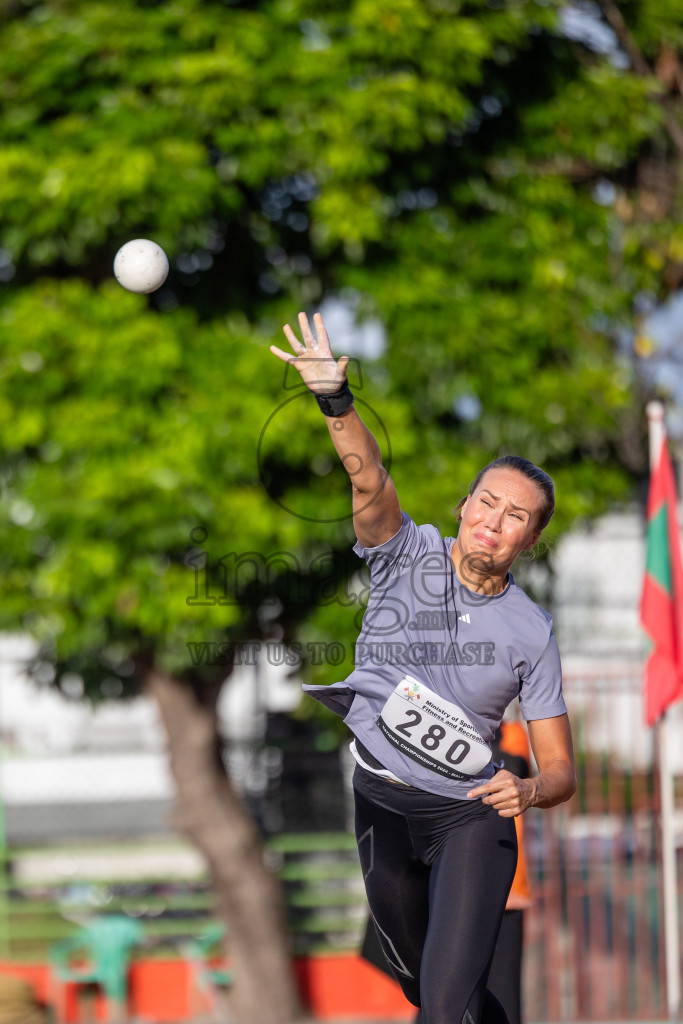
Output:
[505,576,554,631]
[353,513,445,561]
[495,580,560,675]
[464,573,554,636]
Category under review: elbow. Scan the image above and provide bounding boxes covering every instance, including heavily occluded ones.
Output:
[351,462,389,497]
[556,763,577,807]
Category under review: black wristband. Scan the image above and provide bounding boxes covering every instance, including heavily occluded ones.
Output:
[314,379,354,417]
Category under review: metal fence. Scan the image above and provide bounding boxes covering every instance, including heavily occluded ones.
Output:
[523,664,681,1022]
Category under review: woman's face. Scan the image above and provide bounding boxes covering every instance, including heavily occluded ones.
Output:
[457,467,544,572]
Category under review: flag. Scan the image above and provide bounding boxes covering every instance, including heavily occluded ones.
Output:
[640,435,683,725]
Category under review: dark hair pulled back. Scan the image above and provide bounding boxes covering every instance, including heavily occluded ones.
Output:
[455,455,555,531]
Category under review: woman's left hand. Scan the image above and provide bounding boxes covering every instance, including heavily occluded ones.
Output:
[467,770,535,817]
[468,714,576,816]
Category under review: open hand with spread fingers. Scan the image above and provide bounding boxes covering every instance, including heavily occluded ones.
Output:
[270,311,349,395]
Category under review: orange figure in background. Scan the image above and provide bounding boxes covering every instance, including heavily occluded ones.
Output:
[487,720,533,1024]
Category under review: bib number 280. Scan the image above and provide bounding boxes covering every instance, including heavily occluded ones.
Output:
[394,709,471,765]
[376,675,491,780]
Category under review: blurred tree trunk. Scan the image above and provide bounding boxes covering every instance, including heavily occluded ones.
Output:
[146,668,303,1024]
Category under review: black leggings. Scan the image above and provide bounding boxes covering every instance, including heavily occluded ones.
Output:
[353,765,518,1024]
[486,909,524,1024]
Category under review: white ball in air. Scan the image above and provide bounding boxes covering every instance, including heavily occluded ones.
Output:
[113,239,169,294]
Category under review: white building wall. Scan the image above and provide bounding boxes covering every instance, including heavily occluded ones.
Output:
[553,507,683,772]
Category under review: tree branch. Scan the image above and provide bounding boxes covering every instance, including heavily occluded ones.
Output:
[597,0,651,76]
[597,0,683,157]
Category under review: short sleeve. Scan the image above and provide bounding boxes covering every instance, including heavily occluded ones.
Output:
[517,632,567,721]
[352,513,443,584]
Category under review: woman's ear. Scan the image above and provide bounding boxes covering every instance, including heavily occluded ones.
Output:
[455,494,469,521]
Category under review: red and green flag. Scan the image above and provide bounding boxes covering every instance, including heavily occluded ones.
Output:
[640,436,683,726]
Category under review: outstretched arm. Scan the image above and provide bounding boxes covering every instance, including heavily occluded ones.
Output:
[270,312,402,548]
[466,714,576,817]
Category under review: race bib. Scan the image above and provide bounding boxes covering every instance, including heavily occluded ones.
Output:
[377,675,491,781]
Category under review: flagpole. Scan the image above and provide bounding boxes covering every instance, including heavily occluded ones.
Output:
[647,399,681,1023]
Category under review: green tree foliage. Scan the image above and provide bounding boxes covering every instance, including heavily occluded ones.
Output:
[0,0,680,692]
[8,7,683,1017]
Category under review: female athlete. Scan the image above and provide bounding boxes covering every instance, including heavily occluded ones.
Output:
[270,312,576,1024]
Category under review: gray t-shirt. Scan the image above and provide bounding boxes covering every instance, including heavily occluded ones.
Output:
[303,512,567,799]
